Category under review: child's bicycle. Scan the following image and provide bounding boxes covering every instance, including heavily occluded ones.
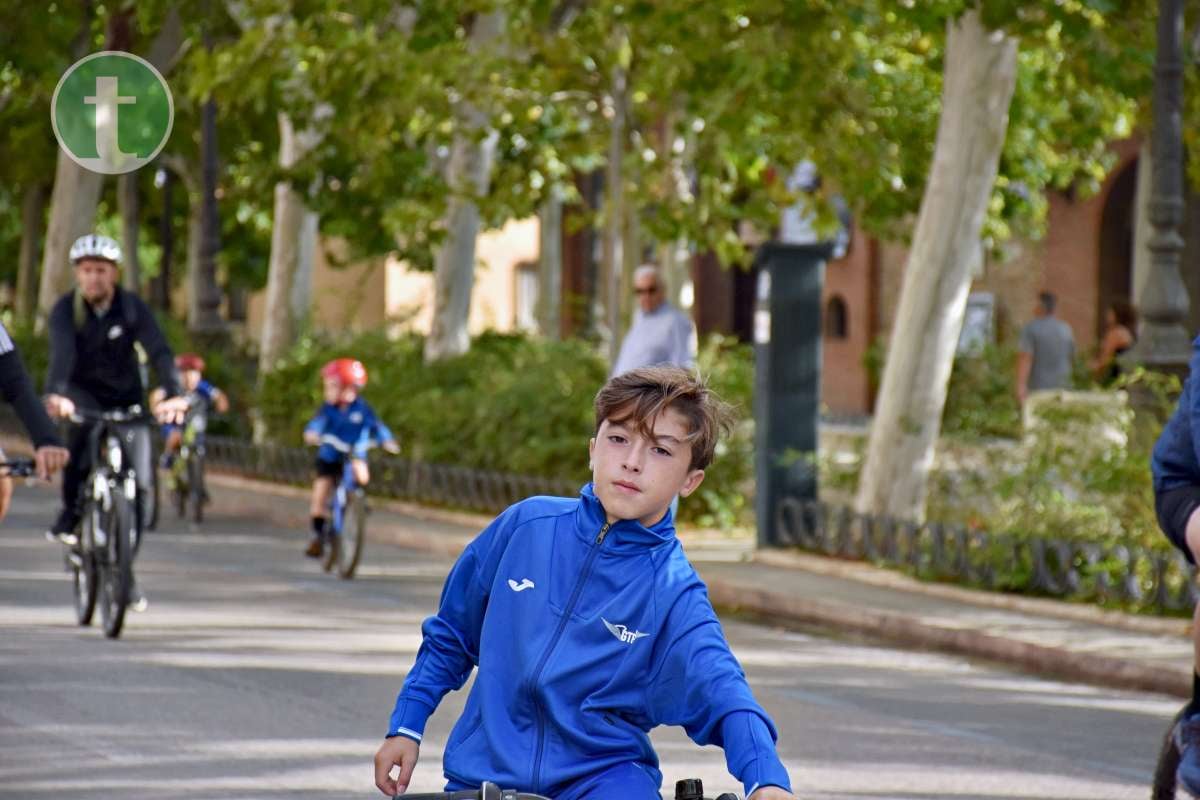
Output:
[316,450,370,580]
[397,777,740,800]
[169,407,210,524]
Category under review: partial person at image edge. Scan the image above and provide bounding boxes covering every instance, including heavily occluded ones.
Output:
[374,366,795,800]
[0,320,69,521]
[1151,333,1200,796]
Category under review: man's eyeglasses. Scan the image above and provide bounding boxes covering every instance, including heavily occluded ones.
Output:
[633,286,658,296]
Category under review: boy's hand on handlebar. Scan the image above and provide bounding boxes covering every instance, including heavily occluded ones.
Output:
[154,395,190,425]
[33,446,70,480]
[749,788,796,800]
[303,430,320,447]
[374,735,419,796]
[44,394,75,420]
[383,440,400,455]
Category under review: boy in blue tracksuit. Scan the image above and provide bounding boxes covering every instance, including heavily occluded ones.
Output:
[303,358,398,557]
[1151,335,1200,795]
[374,366,795,800]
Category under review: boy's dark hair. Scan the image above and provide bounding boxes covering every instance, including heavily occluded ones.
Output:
[1038,292,1057,313]
[594,366,734,471]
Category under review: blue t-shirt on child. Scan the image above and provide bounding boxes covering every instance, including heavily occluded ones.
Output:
[305,397,394,462]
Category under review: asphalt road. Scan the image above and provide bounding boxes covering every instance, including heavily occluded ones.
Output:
[0,484,1182,800]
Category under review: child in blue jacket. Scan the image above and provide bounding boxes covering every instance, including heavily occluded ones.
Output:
[374,366,795,800]
[303,358,398,557]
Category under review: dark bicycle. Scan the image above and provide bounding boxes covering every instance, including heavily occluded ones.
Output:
[1153,703,1191,799]
[169,403,211,524]
[396,777,739,800]
[62,406,152,639]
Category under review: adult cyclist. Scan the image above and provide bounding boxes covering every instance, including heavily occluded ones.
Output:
[43,234,188,568]
[0,320,70,522]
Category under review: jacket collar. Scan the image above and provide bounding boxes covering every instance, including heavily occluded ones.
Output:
[574,482,676,552]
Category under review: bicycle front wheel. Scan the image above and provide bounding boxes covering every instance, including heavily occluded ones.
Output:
[1153,705,1187,799]
[188,454,205,524]
[336,491,367,579]
[99,489,136,639]
[73,503,98,626]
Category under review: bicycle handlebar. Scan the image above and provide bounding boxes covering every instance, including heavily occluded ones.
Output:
[66,405,154,425]
[0,458,36,478]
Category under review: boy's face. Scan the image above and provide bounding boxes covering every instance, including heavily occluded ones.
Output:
[323,376,357,405]
[182,369,202,392]
[589,405,705,527]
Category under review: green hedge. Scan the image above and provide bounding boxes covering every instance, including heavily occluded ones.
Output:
[258,329,756,527]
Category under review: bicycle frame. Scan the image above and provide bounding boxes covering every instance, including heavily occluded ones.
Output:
[327,458,358,538]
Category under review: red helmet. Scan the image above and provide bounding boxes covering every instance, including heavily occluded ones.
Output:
[175,353,205,372]
[321,358,368,389]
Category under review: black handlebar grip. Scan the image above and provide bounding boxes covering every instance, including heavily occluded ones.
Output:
[675,778,705,800]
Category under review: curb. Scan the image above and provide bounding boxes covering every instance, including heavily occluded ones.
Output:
[203,471,1191,698]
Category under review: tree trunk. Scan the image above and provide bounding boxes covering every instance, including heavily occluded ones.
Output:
[537,189,563,339]
[155,165,175,312]
[258,112,308,375]
[423,10,506,363]
[36,154,104,321]
[291,207,318,327]
[854,10,1018,522]
[191,96,225,335]
[603,28,628,367]
[118,173,141,294]
[16,183,47,323]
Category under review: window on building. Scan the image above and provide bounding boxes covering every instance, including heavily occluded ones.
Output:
[824,295,848,339]
[514,262,539,333]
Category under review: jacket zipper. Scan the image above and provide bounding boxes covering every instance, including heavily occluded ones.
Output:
[529,521,611,793]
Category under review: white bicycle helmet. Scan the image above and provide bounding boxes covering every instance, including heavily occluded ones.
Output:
[69,234,122,264]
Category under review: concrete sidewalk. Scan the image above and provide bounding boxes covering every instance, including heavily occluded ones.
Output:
[206,472,1194,700]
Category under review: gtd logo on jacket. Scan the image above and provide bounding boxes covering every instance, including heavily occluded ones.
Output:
[603,618,649,644]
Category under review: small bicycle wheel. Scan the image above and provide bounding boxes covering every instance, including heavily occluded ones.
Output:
[173,456,188,519]
[99,489,135,639]
[1153,705,1188,799]
[72,504,98,626]
[188,454,205,525]
[146,459,160,531]
[336,491,367,579]
[322,523,339,574]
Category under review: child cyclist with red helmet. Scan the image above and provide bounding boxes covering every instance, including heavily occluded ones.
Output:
[303,358,399,558]
[151,353,229,472]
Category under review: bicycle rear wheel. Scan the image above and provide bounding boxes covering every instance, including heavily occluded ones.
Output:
[99,489,136,639]
[1153,704,1187,799]
[72,502,98,626]
[336,491,367,579]
[188,454,205,524]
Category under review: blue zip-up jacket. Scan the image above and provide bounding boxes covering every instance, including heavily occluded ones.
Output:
[388,484,792,798]
[304,397,394,461]
[1152,335,1200,491]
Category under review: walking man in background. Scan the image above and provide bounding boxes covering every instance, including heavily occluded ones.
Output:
[612,265,697,377]
[1016,291,1076,405]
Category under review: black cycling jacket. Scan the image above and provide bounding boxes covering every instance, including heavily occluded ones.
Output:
[0,323,61,448]
[46,287,182,409]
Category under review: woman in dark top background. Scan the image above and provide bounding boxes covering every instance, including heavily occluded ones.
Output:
[1091,299,1138,385]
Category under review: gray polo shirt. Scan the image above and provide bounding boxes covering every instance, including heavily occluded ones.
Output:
[612,302,697,376]
[1019,315,1076,391]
